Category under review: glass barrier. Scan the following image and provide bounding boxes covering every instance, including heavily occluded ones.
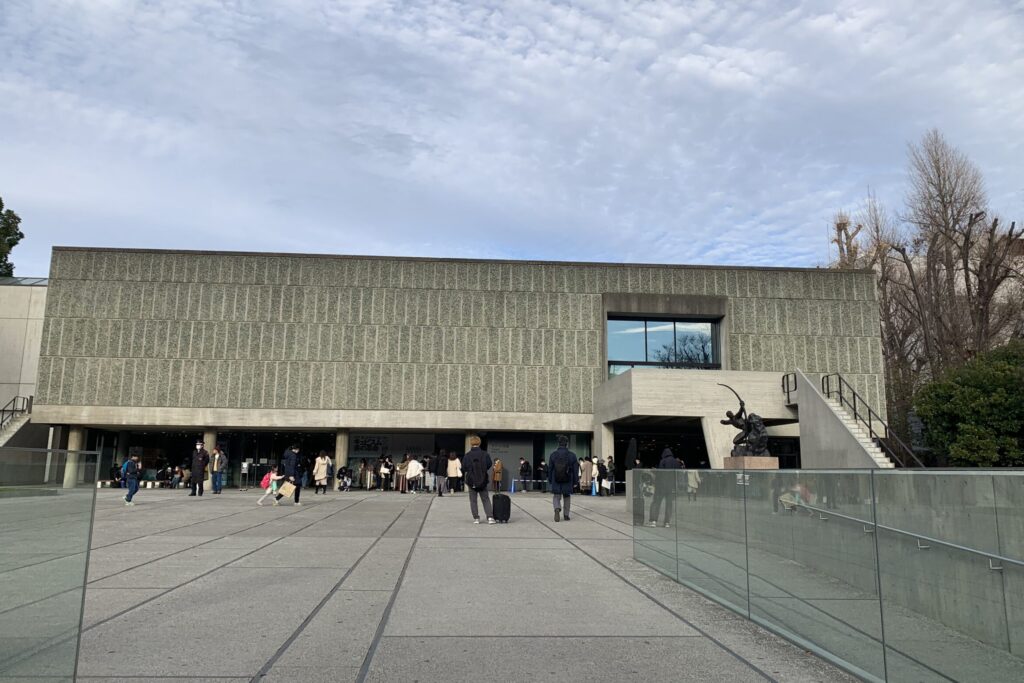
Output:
[0,448,99,682]
[633,468,1024,683]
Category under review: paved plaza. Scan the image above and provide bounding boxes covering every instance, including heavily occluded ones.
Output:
[26,488,855,682]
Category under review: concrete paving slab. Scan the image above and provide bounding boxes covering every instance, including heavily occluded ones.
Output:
[260,665,360,682]
[275,589,391,669]
[340,538,414,591]
[77,566,350,678]
[82,587,167,628]
[416,537,571,550]
[385,546,698,637]
[364,636,758,682]
[231,535,376,569]
[88,547,258,589]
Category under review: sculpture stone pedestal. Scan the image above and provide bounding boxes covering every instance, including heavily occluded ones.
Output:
[722,456,779,470]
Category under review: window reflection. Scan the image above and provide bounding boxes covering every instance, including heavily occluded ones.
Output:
[607,317,718,376]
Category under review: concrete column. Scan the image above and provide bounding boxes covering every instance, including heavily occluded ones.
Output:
[594,423,614,464]
[63,426,85,489]
[335,429,349,474]
[115,430,130,463]
[700,417,735,470]
[203,428,217,488]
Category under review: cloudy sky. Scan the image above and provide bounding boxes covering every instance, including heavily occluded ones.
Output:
[2,0,1022,277]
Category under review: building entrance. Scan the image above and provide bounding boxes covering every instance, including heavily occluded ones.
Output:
[614,419,709,470]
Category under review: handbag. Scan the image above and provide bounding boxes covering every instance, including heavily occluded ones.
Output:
[380,466,391,475]
[601,479,612,490]
[278,481,296,497]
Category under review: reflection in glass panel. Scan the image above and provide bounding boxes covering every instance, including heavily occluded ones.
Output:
[645,321,676,363]
[674,321,714,365]
[607,320,646,362]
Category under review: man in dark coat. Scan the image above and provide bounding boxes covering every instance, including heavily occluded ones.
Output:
[648,447,682,527]
[518,457,531,493]
[276,444,305,505]
[433,449,449,496]
[535,459,546,493]
[462,436,494,524]
[548,435,579,522]
[190,440,210,497]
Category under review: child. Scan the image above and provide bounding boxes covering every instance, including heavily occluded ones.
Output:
[257,466,285,506]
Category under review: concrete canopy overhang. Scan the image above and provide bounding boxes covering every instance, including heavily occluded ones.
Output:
[594,369,799,425]
[592,369,798,468]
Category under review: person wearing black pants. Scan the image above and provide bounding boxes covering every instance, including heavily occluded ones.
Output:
[276,444,305,506]
[647,448,681,527]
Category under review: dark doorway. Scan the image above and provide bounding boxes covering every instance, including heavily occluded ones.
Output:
[614,418,709,471]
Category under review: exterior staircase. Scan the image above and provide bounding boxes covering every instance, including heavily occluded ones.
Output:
[824,395,895,468]
[0,413,31,448]
[783,372,924,468]
[0,396,32,448]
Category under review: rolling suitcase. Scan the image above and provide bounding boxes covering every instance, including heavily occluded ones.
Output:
[492,493,511,523]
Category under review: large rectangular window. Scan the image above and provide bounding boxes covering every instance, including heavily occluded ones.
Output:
[607,316,719,376]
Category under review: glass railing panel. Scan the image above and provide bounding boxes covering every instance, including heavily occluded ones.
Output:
[0,448,99,682]
[673,470,748,615]
[632,469,677,578]
[874,470,1024,682]
[745,470,885,681]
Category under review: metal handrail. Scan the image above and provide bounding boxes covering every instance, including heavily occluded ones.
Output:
[0,396,29,432]
[790,500,1024,570]
[820,374,925,468]
[781,372,797,403]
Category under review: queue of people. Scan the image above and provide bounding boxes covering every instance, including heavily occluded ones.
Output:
[115,440,620,509]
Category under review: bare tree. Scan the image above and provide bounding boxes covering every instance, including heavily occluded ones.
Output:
[831,131,1022,447]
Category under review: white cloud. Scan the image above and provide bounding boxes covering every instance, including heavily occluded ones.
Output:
[0,0,1021,276]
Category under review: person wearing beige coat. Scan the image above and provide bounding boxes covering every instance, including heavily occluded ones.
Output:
[312,451,331,495]
[579,456,593,493]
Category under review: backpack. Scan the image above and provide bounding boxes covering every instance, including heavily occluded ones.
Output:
[465,453,489,491]
[260,472,272,490]
[553,455,571,483]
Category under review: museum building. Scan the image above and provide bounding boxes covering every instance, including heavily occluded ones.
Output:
[3,247,888,486]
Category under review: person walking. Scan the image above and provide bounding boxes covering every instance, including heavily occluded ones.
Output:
[548,435,579,522]
[122,454,141,506]
[313,451,331,495]
[648,447,682,527]
[535,459,546,493]
[276,444,305,505]
[434,450,449,496]
[189,440,210,497]
[210,446,227,494]
[463,436,495,524]
[446,452,462,495]
[257,466,285,506]
[518,457,531,493]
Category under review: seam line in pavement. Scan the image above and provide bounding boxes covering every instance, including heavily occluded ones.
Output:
[511,498,779,683]
[0,498,373,677]
[354,497,434,683]
[251,498,427,682]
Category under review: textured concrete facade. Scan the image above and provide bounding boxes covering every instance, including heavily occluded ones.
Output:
[0,283,47,408]
[33,248,884,428]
